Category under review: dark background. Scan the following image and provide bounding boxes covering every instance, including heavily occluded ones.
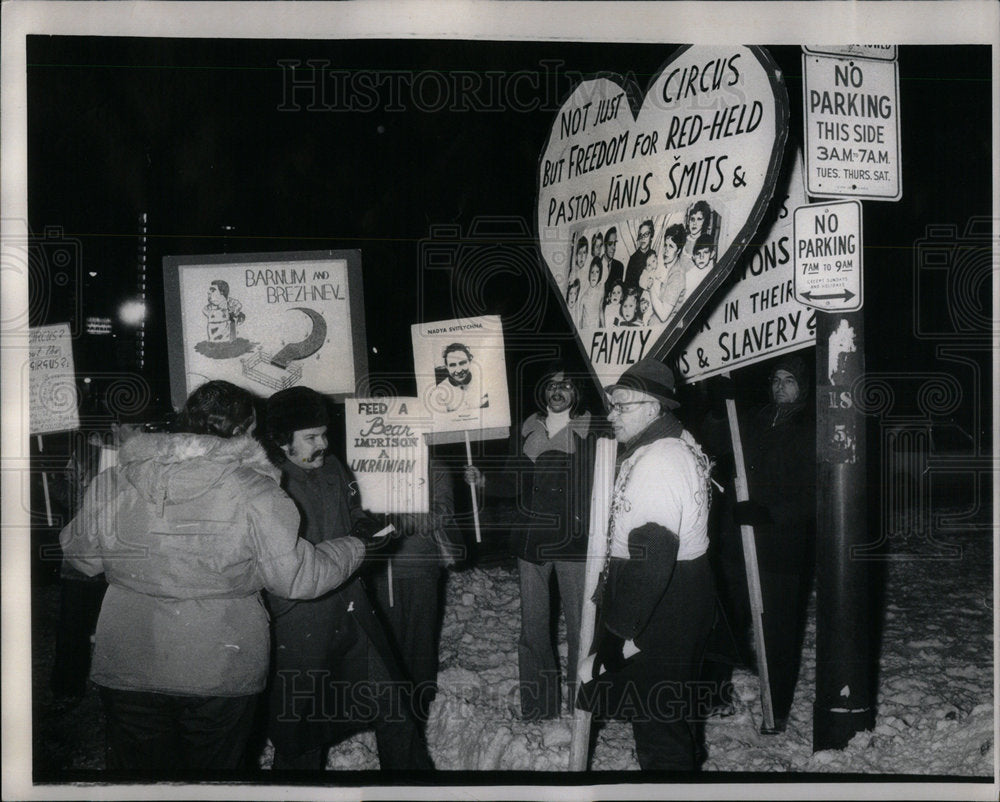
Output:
[21,37,994,784]
[26,38,993,550]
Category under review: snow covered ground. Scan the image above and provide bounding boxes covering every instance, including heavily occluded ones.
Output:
[28,513,994,799]
[307,525,994,781]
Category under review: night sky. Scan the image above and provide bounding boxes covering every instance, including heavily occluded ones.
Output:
[26,38,993,435]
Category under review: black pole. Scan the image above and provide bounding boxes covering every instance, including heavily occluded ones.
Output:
[813,309,876,751]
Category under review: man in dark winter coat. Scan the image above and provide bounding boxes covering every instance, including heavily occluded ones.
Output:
[262,386,433,771]
[729,355,816,734]
[370,459,464,728]
[465,362,598,719]
[698,354,816,733]
[580,358,716,770]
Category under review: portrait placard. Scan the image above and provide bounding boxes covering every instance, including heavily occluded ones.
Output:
[410,315,511,443]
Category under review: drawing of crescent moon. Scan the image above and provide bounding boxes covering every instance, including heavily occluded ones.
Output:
[269,307,328,369]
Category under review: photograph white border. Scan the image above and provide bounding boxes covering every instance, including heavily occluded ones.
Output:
[3,3,997,801]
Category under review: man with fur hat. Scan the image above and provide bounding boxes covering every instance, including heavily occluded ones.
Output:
[579,357,716,770]
[262,385,433,771]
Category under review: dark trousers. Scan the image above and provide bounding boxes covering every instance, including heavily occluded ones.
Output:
[270,626,433,771]
[371,568,442,725]
[632,703,698,771]
[98,686,257,772]
[759,569,810,720]
[583,661,706,771]
[516,559,586,719]
[583,556,715,771]
[51,577,106,697]
[712,523,754,666]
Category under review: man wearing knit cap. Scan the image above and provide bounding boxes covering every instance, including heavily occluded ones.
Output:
[728,354,816,735]
[579,357,716,770]
[262,386,432,771]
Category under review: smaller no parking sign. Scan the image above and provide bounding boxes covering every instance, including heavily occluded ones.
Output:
[793,200,862,312]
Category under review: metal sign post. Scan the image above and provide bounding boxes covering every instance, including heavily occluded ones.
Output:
[812,309,876,750]
[794,192,874,749]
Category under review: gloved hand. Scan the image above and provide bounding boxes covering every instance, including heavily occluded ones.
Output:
[733,499,771,528]
[708,375,736,416]
[592,628,626,677]
[350,517,398,560]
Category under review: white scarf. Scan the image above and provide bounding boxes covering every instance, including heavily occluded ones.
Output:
[544,408,571,438]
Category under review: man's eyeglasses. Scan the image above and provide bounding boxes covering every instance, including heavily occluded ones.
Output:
[607,400,653,415]
[545,381,574,392]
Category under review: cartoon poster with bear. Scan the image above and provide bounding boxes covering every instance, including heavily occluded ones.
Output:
[163,250,367,408]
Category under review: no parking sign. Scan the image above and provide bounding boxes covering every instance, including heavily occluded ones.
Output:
[793,200,863,312]
[802,51,901,201]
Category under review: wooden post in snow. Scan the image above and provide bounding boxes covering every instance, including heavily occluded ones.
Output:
[569,435,617,771]
[463,431,481,543]
[725,395,776,731]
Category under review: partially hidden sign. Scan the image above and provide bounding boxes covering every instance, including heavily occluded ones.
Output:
[29,323,79,435]
[793,199,863,311]
[163,250,367,409]
[345,397,431,514]
[802,45,897,61]
[536,45,788,386]
[676,152,815,383]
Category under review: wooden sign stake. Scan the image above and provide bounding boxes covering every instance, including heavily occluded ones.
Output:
[464,431,481,543]
[724,390,776,731]
[569,435,617,770]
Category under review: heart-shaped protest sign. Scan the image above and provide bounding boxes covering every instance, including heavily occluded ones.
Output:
[536,45,788,387]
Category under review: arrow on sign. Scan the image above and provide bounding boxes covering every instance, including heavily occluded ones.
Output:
[800,289,856,302]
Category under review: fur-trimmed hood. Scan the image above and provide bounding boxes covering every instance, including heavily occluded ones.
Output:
[118,432,280,505]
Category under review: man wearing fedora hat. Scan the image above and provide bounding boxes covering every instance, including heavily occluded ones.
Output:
[581,357,716,770]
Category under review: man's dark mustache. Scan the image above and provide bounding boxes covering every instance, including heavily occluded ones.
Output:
[306,451,325,462]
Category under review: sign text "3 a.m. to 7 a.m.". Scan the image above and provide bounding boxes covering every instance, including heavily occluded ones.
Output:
[803,52,901,201]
